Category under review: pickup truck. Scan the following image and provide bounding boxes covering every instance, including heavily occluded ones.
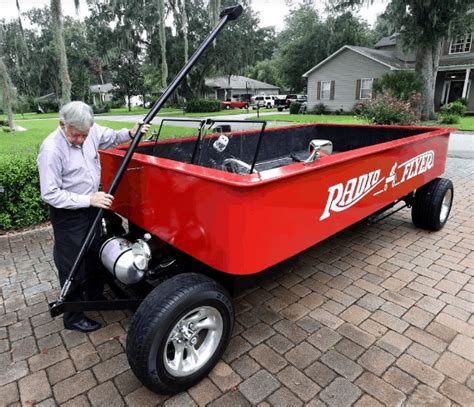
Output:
[276,94,307,111]
[220,100,249,109]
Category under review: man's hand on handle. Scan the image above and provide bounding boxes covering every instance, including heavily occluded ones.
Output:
[130,122,151,138]
[90,192,114,209]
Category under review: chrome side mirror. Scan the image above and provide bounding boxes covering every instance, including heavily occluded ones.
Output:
[304,139,333,164]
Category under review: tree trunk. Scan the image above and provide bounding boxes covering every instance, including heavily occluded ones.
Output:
[0,59,14,130]
[181,0,189,63]
[51,0,72,107]
[127,93,131,112]
[158,0,168,90]
[415,41,441,120]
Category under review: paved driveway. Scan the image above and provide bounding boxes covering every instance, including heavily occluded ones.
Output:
[0,156,473,406]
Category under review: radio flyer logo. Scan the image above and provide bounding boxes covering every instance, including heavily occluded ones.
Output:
[320,150,435,220]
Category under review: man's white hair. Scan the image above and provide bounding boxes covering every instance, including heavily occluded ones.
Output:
[59,101,94,132]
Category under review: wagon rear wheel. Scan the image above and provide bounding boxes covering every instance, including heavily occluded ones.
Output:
[126,273,234,394]
[411,177,453,231]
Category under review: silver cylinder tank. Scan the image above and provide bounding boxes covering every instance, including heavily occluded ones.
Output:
[99,237,151,285]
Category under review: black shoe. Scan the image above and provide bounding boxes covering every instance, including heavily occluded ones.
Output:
[64,317,101,333]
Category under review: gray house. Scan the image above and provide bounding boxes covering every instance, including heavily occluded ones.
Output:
[89,83,115,106]
[205,75,279,101]
[303,33,474,113]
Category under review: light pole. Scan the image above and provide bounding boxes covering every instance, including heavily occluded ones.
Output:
[246,81,249,113]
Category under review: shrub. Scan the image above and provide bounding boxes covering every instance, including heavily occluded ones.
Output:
[2,126,12,133]
[92,103,111,114]
[313,103,327,115]
[373,70,423,101]
[185,99,221,113]
[438,100,466,125]
[289,102,301,114]
[0,153,48,230]
[354,92,420,125]
[438,113,460,124]
[111,94,125,108]
[442,100,466,117]
[38,99,59,113]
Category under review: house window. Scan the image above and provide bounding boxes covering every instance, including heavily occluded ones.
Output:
[450,34,472,54]
[321,81,331,100]
[360,78,373,99]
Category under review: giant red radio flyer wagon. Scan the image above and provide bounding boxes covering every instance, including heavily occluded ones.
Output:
[97,121,453,393]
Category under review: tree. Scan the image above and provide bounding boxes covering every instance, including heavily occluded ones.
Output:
[246,59,283,88]
[0,25,14,128]
[324,12,374,54]
[158,0,168,89]
[331,0,474,119]
[111,51,145,111]
[50,0,72,106]
[0,59,14,129]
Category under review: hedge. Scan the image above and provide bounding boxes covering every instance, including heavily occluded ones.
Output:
[185,99,221,113]
[0,153,49,230]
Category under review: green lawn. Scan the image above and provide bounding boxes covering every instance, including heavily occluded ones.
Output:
[0,107,182,121]
[0,119,198,159]
[0,106,275,122]
[253,114,365,124]
[252,113,474,130]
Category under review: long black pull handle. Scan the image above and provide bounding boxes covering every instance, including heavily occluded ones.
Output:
[50,5,244,316]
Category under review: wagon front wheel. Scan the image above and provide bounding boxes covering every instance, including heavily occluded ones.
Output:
[411,177,453,231]
[126,273,234,394]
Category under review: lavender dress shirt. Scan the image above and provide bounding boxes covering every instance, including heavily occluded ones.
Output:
[37,123,131,209]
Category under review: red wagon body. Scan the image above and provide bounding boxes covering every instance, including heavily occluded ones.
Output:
[100,123,451,276]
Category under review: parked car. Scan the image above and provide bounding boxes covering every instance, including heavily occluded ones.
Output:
[250,95,275,109]
[276,94,307,111]
[220,99,249,109]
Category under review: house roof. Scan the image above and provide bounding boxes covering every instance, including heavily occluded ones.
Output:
[205,75,279,90]
[374,34,399,48]
[302,45,414,77]
[90,83,114,93]
[439,53,474,69]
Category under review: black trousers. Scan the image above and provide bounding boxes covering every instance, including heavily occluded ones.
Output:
[50,206,105,324]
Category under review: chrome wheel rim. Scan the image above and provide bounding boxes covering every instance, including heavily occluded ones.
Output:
[163,306,223,377]
[440,188,453,224]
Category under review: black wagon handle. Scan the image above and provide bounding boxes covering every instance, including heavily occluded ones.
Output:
[49,4,244,317]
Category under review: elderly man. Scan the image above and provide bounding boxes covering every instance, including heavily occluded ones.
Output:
[37,101,150,332]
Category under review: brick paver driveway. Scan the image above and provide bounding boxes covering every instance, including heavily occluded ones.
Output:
[1,156,473,406]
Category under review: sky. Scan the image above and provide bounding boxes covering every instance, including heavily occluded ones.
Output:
[1,0,388,30]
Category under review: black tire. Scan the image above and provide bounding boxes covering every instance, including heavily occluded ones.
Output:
[277,107,283,112]
[411,177,453,231]
[126,273,234,394]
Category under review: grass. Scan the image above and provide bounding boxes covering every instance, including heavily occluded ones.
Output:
[0,119,198,159]
[252,114,365,124]
[419,115,474,131]
[0,106,275,122]
[0,107,182,121]
[251,113,474,130]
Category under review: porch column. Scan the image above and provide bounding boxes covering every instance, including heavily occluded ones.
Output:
[462,68,471,98]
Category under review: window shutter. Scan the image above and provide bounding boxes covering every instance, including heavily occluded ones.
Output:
[330,81,335,100]
[317,81,321,100]
[355,79,361,100]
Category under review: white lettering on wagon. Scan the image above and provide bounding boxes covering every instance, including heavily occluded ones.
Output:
[319,150,435,221]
